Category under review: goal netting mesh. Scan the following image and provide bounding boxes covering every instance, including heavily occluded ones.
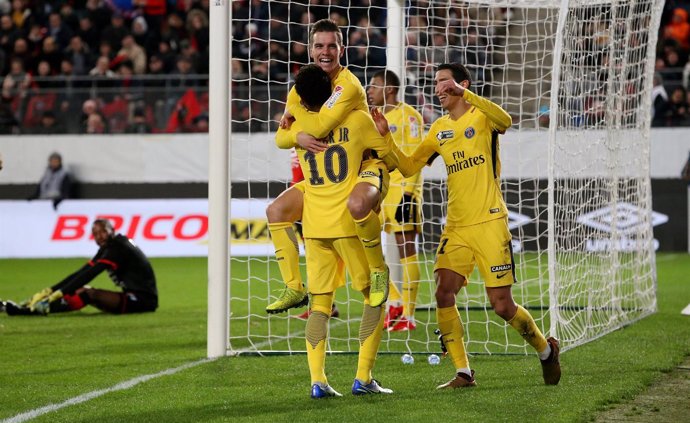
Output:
[224,0,662,356]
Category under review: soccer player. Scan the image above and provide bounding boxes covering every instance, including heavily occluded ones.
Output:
[367,69,424,332]
[371,63,561,387]
[266,18,390,313]
[4,219,158,316]
[276,64,414,398]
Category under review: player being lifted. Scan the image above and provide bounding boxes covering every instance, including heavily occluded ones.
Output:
[371,63,561,388]
[366,70,424,332]
[266,19,391,313]
[276,64,415,398]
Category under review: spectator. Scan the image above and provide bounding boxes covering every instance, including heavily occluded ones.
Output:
[0,15,19,56]
[100,13,128,52]
[116,34,147,74]
[132,15,157,57]
[78,16,100,53]
[663,8,690,52]
[2,57,31,101]
[184,111,208,133]
[26,110,66,134]
[63,35,94,76]
[666,86,689,126]
[28,152,73,209]
[0,94,18,133]
[47,12,74,50]
[125,107,152,133]
[41,36,64,73]
[652,72,669,126]
[84,111,107,133]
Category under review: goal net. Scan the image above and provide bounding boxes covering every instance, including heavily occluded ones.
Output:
[220,0,662,356]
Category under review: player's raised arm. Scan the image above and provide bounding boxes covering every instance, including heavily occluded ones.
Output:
[436,79,512,133]
[367,108,426,177]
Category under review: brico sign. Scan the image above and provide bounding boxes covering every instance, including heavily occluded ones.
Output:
[0,199,274,258]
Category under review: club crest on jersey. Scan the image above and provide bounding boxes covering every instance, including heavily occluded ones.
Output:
[464,126,476,139]
[436,130,454,144]
[389,124,398,133]
[325,85,344,109]
[409,116,419,137]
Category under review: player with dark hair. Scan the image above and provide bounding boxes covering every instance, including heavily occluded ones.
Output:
[276,64,416,398]
[367,69,424,332]
[371,62,561,388]
[4,219,158,316]
[266,18,391,314]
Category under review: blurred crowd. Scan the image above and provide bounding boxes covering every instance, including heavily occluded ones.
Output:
[0,0,688,134]
[0,0,209,133]
[653,1,690,127]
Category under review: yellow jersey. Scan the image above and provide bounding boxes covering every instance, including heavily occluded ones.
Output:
[408,90,512,228]
[384,102,424,197]
[286,66,368,140]
[277,109,400,239]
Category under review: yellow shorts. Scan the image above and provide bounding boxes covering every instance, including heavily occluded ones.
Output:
[381,182,422,234]
[434,217,516,288]
[291,159,389,201]
[304,237,370,294]
[292,180,306,193]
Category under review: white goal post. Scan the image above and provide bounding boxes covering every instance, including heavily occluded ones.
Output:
[208,0,663,358]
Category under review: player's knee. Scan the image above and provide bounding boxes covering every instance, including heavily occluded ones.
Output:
[491,299,517,321]
[265,200,282,222]
[347,193,369,220]
[434,285,456,308]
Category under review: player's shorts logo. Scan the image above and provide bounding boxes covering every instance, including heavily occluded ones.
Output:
[490,264,512,272]
[464,126,476,139]
[389,124,398,133]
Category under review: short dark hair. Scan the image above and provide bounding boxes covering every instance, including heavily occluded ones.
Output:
[295,64,332,110]
[93,218,114,234]
[309,19,343,46]
[372,69,400,94]
[437,63,472,89]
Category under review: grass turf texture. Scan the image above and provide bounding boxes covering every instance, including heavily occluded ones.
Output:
[1,253,688,422]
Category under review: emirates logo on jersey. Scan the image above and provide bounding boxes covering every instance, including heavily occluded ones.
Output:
[464,127,476,139]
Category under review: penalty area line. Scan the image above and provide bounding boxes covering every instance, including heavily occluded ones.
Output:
[2,357,215,423]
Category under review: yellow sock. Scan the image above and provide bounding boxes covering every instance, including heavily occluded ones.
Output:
[306,293,334,384]
[268,222,303,291]
[353,210,386,272]
[387,280,402,303]
[355,296,385,382]
[507,305,548,353]
[436,306,469,370]
[401,255,420,318]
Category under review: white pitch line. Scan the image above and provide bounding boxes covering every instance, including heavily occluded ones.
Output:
[2,357,214,423]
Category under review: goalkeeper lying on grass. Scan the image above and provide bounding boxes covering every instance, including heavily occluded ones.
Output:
[3,218,158,316]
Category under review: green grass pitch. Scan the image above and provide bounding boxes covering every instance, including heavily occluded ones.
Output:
[1,253,689,422]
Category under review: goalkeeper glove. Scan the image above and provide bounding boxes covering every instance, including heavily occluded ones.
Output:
[30,290,63,315]
[395,193,418,225]
[24,287,53,308]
